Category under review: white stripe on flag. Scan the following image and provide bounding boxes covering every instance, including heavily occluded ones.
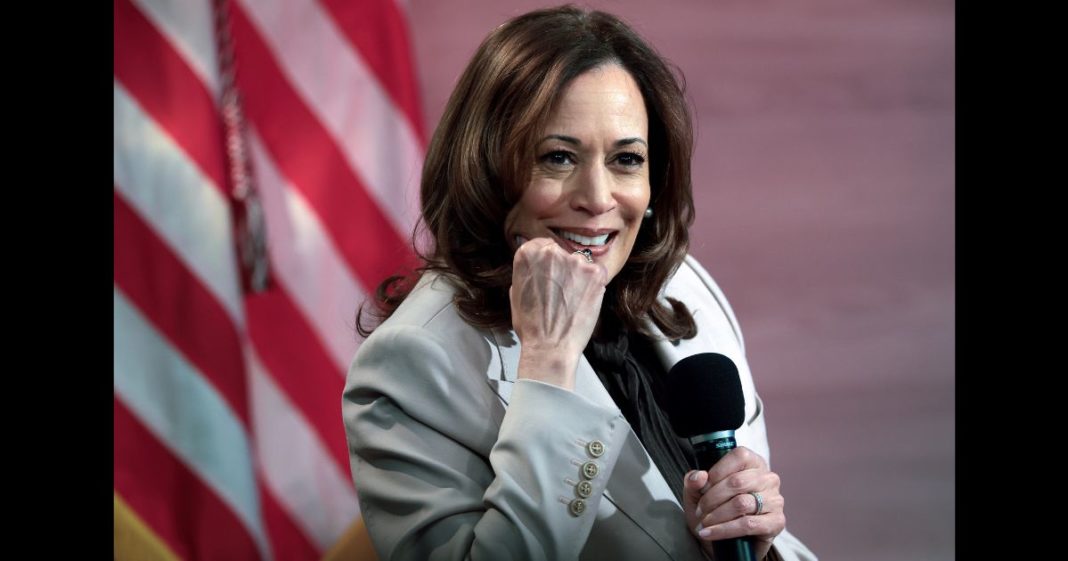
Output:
[237,0,424,239]
[133,0,220,97]
[114,287,272,561]
[125,0,388,366]
[247,346,360,551]
[247,128,366,372]
[113,82,244,327]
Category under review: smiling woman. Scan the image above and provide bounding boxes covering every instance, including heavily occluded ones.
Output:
[365,4,701,342]
[344,6,817,561]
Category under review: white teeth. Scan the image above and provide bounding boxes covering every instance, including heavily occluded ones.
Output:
[555,229,610,246]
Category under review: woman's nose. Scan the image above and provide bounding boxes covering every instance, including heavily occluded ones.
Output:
[569,164,615,215]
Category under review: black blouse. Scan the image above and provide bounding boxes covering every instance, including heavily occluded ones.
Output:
[583,319,699,504]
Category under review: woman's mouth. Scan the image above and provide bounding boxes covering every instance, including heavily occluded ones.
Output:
[553,229,610,246]
[549,228,618,256]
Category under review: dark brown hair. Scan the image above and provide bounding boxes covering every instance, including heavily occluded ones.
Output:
[358,5,697,340]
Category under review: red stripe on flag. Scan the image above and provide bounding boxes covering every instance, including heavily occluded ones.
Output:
[319,0,426,143]
[228,3,418,291]
[244,286,351,474]
[114,0,229,192]
[116,184,351,481]
[115,397,265,561]
[258,479,323,561]
[114,190,250,428]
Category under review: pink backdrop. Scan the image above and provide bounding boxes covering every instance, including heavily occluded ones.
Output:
[407,1,955,559]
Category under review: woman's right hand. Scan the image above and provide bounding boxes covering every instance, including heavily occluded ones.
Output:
[510,236,609,390]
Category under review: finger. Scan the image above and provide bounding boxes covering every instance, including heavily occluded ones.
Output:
[512,237,553,270]
[683,470,709,511]
[567,249,590,264]
[697,468,779,520]
[695,511,785,544]
[531,237,559,253]
[514,236,556,254]
[699,491,784,529]
[704,447,768,487]
[565,255,609,286]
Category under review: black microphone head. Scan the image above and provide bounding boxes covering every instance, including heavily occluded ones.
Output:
[663,352,745,437]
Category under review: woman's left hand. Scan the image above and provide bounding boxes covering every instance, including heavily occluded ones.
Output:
[681,446,785,561]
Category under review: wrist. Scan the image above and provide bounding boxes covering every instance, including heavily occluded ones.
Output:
[517,349,578,390]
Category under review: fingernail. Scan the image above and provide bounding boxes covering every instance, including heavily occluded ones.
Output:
[695,505,702,518]
[688,471,700,482]
[694,523,703,534]
[698,527,712,538]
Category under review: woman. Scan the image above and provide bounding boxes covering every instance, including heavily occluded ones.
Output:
[344,6,817,561]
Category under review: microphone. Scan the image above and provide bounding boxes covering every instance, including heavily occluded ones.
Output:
[663,353,757,561]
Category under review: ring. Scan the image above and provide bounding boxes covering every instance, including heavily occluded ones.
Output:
[573,249,593,263]
[748,491,764,515]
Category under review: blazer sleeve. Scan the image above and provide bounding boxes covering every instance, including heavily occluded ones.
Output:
[343,324,631,561]
[681,256,819,561]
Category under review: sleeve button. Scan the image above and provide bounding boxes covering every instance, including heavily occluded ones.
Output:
[581,461,599,479]
[576,480,593,498]
[587,440,605,457]
[569,498,587,516]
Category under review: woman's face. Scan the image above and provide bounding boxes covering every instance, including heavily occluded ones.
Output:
[505,63,651,283]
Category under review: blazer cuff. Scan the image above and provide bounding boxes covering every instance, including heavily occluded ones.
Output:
[484,379,629,558]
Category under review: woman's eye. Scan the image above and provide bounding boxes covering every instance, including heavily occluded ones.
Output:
[616,153,646,167]
[541,151,575,167]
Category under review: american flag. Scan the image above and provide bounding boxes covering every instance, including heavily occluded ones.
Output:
[114,0,424,558]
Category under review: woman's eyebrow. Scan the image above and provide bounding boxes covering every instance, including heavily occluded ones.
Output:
[615,137,648,148]
[539,134,582,146]
[538,134,648,147]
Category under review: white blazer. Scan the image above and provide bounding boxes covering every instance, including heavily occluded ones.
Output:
[343,255,818,561]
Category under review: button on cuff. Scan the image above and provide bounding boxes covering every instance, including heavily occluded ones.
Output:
[568,498,587,516]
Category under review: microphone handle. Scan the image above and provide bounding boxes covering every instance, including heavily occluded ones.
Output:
[692,433,758,561]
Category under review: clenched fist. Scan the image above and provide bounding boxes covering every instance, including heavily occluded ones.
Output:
[510,237,609,390]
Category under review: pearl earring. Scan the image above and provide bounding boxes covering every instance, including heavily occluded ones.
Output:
[644,207,653,219]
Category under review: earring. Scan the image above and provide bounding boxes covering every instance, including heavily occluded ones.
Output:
[644,207,653,219]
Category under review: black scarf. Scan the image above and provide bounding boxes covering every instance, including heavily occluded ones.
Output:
[583,320,698,504]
